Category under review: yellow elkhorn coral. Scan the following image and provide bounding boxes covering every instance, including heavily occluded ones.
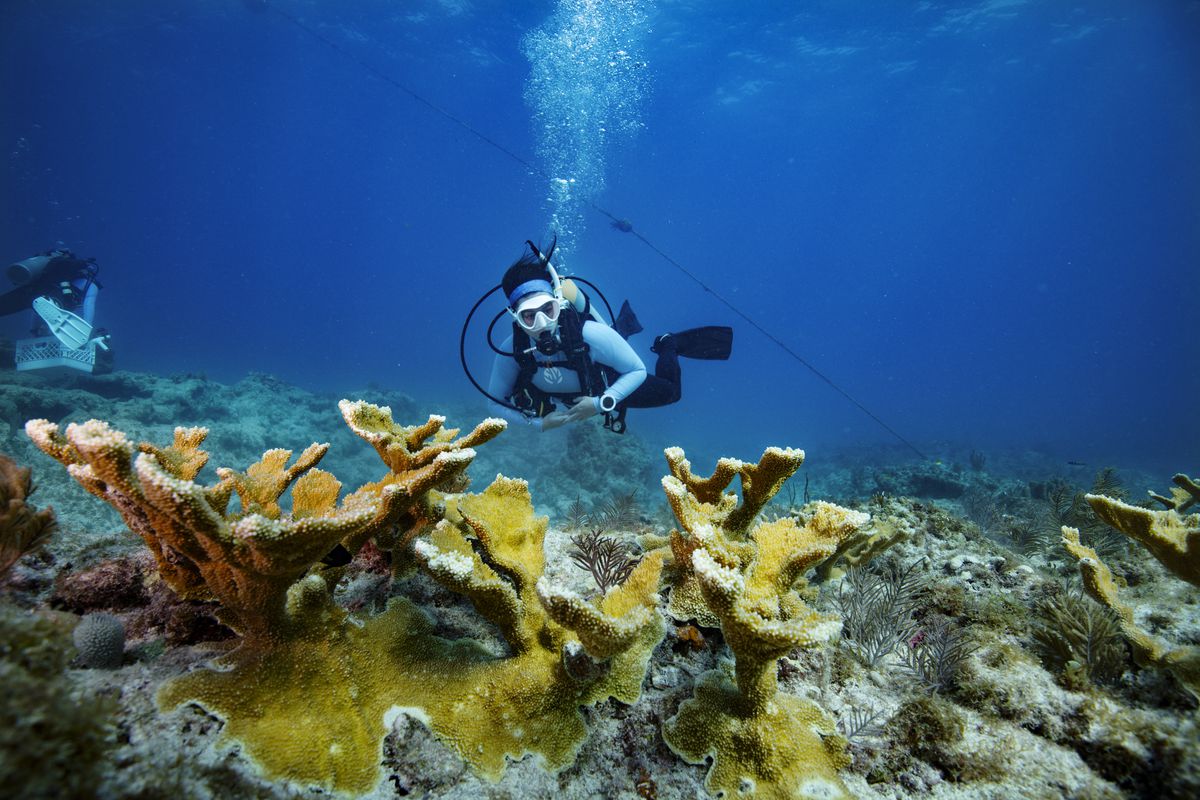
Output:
[658,448,865,799]
[405,475,665,779]
[26,405,507,794]
[1084,492,1200,586]
[1062,525,1200,699]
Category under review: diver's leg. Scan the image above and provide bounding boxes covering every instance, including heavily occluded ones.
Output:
[654,343,681,397]
[0,286,37,318]
[621,345,681,408]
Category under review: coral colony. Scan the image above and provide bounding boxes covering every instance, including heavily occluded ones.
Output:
[3,395,1198,798]
[14,404,862,796]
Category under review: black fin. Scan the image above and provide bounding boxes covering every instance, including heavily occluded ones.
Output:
[658,326,733,360]
[613,300,643,339]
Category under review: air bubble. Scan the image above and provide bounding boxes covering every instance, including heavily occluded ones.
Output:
[523,0,653,262]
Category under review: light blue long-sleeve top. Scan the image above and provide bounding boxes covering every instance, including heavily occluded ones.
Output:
[487,321,647,431]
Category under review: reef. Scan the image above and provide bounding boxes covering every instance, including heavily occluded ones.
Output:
[0,602,116,798]
[3,367,1198,799]
[25,403,508,793]
[19,402,667,794]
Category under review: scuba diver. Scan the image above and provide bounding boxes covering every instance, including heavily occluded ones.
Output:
[469,238,732,433]
[1,248,111,369]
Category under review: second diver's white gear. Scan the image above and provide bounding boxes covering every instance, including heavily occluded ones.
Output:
[6,255,55,286]
[32,296,109,351]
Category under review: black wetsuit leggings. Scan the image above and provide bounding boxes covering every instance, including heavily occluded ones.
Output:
[619,343,681,409]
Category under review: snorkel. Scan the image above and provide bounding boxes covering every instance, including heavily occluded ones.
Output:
[526,236,561,292]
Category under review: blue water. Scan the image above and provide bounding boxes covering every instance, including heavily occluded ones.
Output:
[2,0,1197,475]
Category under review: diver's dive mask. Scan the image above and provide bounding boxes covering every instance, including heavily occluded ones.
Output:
[507,237,567,344]
[512,291,562,338]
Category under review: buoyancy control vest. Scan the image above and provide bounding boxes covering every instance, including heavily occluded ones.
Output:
[458,238,635,433]
[508,285,632,433]
[507,302,613,419]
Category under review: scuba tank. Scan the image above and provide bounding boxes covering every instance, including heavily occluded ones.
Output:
[7,255,55,286]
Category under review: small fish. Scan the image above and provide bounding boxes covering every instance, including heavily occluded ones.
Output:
[320,543,352,567]
[1067,461,1088,467]
[611,218,634,233]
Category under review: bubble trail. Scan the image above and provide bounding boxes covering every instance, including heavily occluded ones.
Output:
[522,0,653,263]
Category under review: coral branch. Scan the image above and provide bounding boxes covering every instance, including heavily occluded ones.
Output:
[339,399,505,474]
[1061,525,1200,698]
[1,453,57,577]
[1148,473,1200,513]
[1085,493,1200,586]
[408,475,665,778]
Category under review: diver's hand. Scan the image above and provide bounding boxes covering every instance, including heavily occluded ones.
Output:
[541,412,570,431]
[564,397,598,423]
[541,399,596,431]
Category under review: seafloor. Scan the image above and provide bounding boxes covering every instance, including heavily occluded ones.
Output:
[1,364,1196,800]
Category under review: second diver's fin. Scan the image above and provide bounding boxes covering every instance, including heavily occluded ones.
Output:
[32,295,104,350]
[655,326,733,360]
[613,300,643,340]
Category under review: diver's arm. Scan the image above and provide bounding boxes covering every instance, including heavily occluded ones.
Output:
[583,322,647,411]
[486,337,544,430]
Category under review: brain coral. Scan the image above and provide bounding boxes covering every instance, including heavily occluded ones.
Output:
[73,612,125,669]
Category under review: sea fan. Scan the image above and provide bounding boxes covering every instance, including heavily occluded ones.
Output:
[1008,521,1059,557]
[838,706,888,743]
[1090,467,1127,501]
[837,560,926,668]
[563,495,590,532]
[900,617,979,694]
[1033,588,1127,686]
[569,528,639,594]
[1039,471,1129,560]
[962,488,1002,537]
[1045,480,1075,529]
[594,490,642,532]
